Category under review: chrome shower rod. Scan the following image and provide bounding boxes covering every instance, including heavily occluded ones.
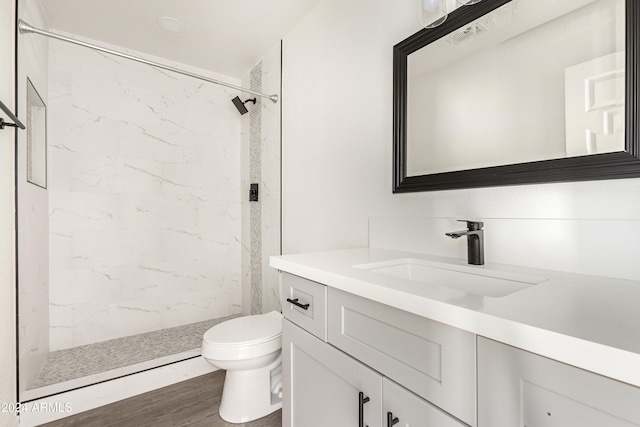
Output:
[18,20,278,103]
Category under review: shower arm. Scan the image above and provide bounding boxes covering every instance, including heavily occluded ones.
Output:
[18,20,279,103]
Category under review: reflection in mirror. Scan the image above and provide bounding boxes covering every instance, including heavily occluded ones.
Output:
[406,0,625,176]
[419,0,449,28]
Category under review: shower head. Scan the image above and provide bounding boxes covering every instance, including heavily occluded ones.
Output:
[231,96,257,115]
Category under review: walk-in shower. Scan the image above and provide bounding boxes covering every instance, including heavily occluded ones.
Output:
[16,17,282,404]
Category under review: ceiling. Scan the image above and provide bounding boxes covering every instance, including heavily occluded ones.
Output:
[37,0,322,78]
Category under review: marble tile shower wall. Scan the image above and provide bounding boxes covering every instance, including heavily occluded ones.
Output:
[17,0,50,392]
[47,39,243,351]
[240,42,281,316]
[259,44,282,314]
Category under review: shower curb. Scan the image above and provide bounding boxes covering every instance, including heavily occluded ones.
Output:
[19,356,215,426]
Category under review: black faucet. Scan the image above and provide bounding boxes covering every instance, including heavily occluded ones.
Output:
[446,220,484,265]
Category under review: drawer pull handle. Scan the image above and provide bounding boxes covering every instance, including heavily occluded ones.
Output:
[359,392,370,427]
[286,298,310,310]
[387,412,399,426]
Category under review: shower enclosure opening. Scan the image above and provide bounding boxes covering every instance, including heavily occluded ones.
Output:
[17,23,282,402]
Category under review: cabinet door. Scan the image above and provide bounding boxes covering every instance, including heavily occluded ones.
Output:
[328,288,476,426]
[383,378,468,427]
[282,319,382,427]
[478,337,640,427]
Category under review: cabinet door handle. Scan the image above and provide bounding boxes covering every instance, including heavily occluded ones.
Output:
[387,412,399,426]
[359,391,370,427]
[286,298,310,310]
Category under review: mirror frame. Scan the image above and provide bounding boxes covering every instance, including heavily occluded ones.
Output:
[393,0,640,193]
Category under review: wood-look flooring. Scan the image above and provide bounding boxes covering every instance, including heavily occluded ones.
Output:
[41,370,282,427]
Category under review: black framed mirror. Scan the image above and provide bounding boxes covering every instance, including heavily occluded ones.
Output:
[393,0,640,193]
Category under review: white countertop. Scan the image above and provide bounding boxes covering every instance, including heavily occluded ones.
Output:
[270,247,640,388]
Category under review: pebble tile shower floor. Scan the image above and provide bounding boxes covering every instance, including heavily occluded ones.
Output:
[33,314,240,388]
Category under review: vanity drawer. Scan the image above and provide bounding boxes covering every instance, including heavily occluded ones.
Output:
[282,273,327,341]
[328,288,476,426]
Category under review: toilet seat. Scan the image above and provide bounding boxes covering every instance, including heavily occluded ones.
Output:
[202,311,282,361]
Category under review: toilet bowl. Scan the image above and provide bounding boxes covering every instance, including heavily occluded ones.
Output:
[201,311,283,423]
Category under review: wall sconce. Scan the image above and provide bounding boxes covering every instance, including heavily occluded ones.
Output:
[419,0,448,28]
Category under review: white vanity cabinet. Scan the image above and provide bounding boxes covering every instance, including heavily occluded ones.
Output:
[328,287,476,426]
[281,273,471,427]
[283,319,467,427]
[477,337,640,427]
[274,248,640,427]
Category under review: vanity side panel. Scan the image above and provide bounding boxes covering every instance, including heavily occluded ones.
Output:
[327,288,476,426]
[477,337,640,427]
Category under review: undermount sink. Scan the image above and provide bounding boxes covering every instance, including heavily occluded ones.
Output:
[354,258,547,297]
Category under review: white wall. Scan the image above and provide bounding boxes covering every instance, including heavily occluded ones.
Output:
[47,36,244,350]
[0,0,18,424]
[281,0,640,264]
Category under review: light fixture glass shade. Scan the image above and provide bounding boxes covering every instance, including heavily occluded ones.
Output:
[457,0,483,5]
[419,0,447,28]
[490,1,518,27]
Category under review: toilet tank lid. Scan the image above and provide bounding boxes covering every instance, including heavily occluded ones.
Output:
[203,311,282,346]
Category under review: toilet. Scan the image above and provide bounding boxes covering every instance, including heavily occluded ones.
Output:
[201,311,283,423]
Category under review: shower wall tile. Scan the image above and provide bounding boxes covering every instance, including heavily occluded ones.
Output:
[117,194,166,230]
[240,42,282,315]
[120,265,170,299]
[48,37,243,350]
[161,288,233,326]
[50,267,122,306]
[249,62,263,315]
[70,229,163,269]
[49,305,73,351]
[49,192,119,232]
[161,229,214,262]
[240,80,251,315]
[50,118,121,158]
[260,43,283,313]
[17,0,50,393]
[49,232,72,272]
[109,299,165,334]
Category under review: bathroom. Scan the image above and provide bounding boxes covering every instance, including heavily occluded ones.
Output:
[1,0,640,426]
